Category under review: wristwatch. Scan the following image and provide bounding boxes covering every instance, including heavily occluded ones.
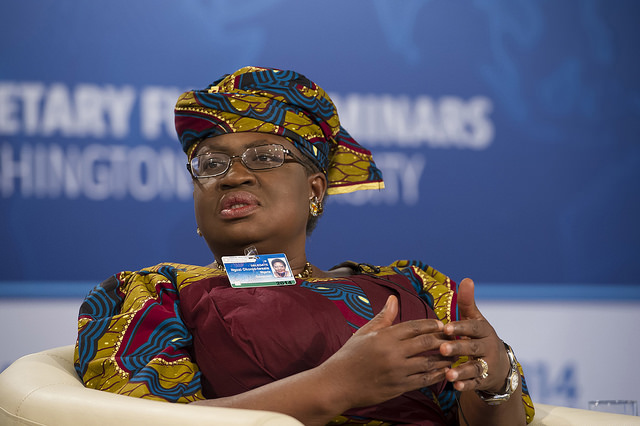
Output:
[476,342,520,405]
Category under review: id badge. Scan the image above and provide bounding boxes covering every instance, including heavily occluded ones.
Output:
[221,253,297,288]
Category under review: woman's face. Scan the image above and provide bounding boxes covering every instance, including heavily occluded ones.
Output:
[192,132,326,262]
[273,261,286,275]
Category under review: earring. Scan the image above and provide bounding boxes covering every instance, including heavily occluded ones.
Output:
[309,196,323,217]
[196,227,202,237]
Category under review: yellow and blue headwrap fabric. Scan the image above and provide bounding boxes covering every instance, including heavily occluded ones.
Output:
[174,66,384,195]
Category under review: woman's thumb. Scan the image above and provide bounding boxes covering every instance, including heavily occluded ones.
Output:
[357,295,398,334]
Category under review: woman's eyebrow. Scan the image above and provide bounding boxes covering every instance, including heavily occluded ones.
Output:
[196,139,276,155]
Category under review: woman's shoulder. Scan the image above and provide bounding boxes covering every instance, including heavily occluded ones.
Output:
[79,262,225,327]
[322,260,458,324]
[136,261,219,276]
[386,260,452,286]
[88,262,224,299]
[329,260,452,285]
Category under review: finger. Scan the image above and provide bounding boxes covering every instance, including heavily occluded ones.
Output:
[383,354,452,382]
[443,318,490,339]
[392,319,444,341]
[440,337,486,358]
[356,295,398,335]
[456,278,483,321]
[405,367,450,390]
[446,359,486,391]
[452,377,482,392]
[399,331,449,359]
[405,354,453,375]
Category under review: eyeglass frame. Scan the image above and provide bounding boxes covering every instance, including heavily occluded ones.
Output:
[186,143,307,179]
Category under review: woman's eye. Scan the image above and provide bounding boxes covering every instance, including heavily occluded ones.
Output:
[202,157,225,170]
[256,153,278,162]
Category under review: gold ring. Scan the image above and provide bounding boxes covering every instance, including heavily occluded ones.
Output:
[478,358,489,380]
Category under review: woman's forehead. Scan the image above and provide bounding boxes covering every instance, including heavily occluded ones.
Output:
[196,133,297,154]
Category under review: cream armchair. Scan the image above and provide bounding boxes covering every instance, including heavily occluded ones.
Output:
[1,346,639,426]
[0,346,301,426]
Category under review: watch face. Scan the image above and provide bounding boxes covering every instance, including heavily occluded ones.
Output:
[509,371,520,392]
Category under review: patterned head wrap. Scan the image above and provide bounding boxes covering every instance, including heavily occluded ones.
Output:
[174,66,384,195]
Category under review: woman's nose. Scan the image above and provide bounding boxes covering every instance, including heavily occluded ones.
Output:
[219,157,256,187]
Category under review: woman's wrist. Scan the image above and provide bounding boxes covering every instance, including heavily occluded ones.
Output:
[311,361,356,417]
[476,342,520,404]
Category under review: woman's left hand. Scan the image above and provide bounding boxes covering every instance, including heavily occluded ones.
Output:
[439,278,510,393]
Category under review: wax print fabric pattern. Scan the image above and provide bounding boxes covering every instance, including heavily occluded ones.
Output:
[75,262,534,425]
[174,66,385,195]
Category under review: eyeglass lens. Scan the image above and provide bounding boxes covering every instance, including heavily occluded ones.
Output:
[191,144,288,177]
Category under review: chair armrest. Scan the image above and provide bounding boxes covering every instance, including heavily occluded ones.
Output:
[5,346,639,425]
[530,402,640,425]
[0,345,303,426]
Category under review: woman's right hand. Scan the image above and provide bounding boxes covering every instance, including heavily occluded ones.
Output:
[318,295,453,409]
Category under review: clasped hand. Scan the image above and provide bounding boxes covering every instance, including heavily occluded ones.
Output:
[322,278,509,409]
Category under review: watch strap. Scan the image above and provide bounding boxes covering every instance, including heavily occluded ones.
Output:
[475,342,520,406]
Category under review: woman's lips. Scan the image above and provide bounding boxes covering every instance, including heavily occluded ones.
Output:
[219,191,260,219]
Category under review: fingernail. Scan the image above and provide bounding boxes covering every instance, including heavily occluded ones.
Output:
[441,344,450,355]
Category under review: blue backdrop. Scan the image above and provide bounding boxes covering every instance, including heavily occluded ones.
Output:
[1,0,638,288]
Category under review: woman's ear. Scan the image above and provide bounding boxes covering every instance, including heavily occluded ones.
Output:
[308,172,328,202]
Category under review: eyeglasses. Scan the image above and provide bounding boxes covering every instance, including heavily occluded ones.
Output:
[187,143,304,178]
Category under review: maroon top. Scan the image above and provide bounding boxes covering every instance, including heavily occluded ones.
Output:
[180,271,453,425]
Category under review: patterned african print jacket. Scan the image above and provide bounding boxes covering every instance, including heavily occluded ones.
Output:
[75,260,534,425]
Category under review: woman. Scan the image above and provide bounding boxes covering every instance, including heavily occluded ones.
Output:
[75,66,534,425]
